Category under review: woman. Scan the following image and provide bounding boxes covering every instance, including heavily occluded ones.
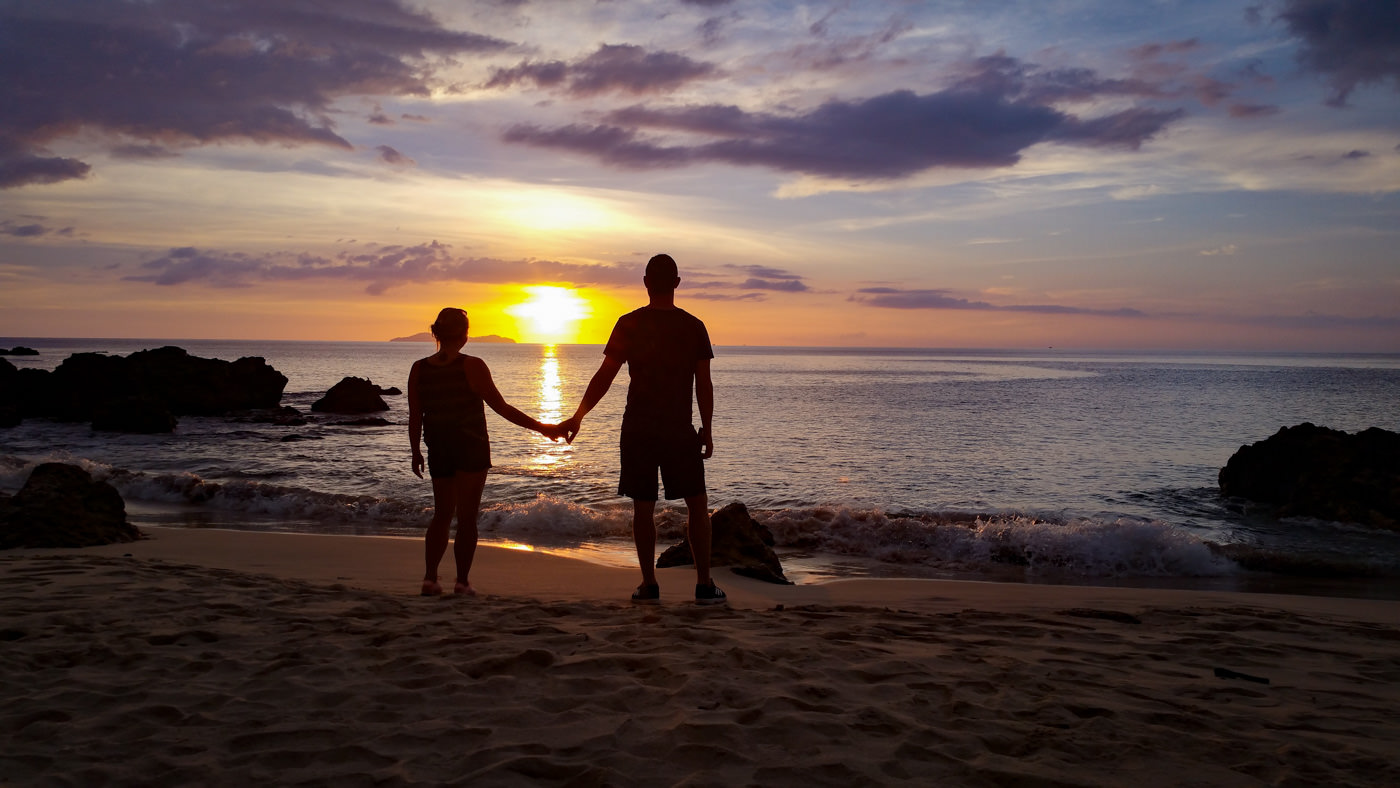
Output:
[408,307,562,596]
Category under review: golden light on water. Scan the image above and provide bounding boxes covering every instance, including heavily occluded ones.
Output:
[531,344,572,471]
[538,344,563,424]
[506,285,590,344]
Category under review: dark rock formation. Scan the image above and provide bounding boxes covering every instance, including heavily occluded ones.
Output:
[0,359,18,428]
[311,377,389,414]
[378,386,402,396]
[0,463,140,549]
[1219,423,1400,530]
[0,346,39,355]
[4,346,287,429]
[91,396,177,434]
[657,501,792,584]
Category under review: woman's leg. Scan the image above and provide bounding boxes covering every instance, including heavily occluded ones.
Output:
[424,475,458,587]
[452,469,488,592]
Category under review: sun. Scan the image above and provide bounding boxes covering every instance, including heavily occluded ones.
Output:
[506,286,591,343]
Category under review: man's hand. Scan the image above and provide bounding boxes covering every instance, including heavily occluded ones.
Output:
[699,426,713,460]
[560,416,582,444]
[411,451,425,479]
[539,422,568,442]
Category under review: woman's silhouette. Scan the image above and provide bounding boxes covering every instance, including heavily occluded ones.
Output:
[407,307,563,596]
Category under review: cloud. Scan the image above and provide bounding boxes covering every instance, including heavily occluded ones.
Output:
[687,292,767,302]
[1200,244,1239,255]
[124,241,639,294]
[504,55,1186,180]
[1277,0,1400,105]
[723,264,810,292]
[850,287,1145,317]
[0,140,91,188]
[376,145,416,166]
[0,0,511,188]
[109,144,181,160]
[1228,103,1282,118]
[485,44,716,97]
[0,218,74,238]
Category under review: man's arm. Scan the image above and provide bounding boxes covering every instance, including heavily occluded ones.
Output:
[695,357,713,459]
[561,355,623,443]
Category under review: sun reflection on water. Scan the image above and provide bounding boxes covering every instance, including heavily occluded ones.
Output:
[531,344,571,470]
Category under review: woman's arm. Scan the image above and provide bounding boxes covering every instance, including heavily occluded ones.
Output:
[464,356,553,435]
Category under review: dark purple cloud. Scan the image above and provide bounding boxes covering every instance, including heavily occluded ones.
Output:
[506,77,1183,179]
[109,144,181,160]
[376,145,416,166]
[1,221,48,238]
[1228,103,1282,118]
[1277,0,1400,104]
[722,264,811,292]
[687,292,767,302]
[0,0,510,188]
[850,287,1145,317]
[125,241,639,295]
[486,44,716,97]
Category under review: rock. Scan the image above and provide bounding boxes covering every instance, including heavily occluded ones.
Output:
[0,346,39,355]
[0,359,19,427]
[91,396,177,433]
[1219,423,1400,530]
[311,377,389,414]
[0,463,141,549]
[378,386,402,396]
[657,501,792,584]
[10,346,287,423]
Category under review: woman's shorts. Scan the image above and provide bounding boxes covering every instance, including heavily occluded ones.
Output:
[426,429,491,478]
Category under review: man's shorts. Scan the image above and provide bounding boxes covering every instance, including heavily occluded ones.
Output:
[618,426,705,502]
[425,428,491,479]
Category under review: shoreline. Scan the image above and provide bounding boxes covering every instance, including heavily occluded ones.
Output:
[15,525,1400,622]
[4,526,1399,785]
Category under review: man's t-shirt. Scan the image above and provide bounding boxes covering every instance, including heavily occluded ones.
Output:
[603,306,713,435]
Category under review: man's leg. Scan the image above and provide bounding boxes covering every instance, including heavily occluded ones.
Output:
[632,499,658,586]
[684,493,712,586]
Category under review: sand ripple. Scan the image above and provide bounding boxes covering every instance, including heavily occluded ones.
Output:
[3,555,1399,786]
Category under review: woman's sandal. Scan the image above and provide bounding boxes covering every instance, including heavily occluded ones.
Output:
[421,578,443,597]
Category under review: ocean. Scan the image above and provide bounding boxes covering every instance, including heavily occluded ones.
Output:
[4,337,1400,598]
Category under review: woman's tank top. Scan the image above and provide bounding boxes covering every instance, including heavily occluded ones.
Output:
[418,355,488,443]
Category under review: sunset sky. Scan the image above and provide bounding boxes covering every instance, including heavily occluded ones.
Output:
[2,0,1397,349]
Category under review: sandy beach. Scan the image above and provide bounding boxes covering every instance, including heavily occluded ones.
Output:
[3,527,1399,787]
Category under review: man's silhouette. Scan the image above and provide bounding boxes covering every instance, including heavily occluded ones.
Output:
[562,254,724,604]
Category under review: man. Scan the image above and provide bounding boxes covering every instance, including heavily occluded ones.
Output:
[561,253,724,605]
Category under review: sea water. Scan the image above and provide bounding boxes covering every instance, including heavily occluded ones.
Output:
[3,338,1400,597]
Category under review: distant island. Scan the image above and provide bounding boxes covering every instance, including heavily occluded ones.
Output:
[390,332,516,343]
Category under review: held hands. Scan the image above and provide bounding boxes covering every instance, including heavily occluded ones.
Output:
[559,416,582,444]
[538,422,571,442]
